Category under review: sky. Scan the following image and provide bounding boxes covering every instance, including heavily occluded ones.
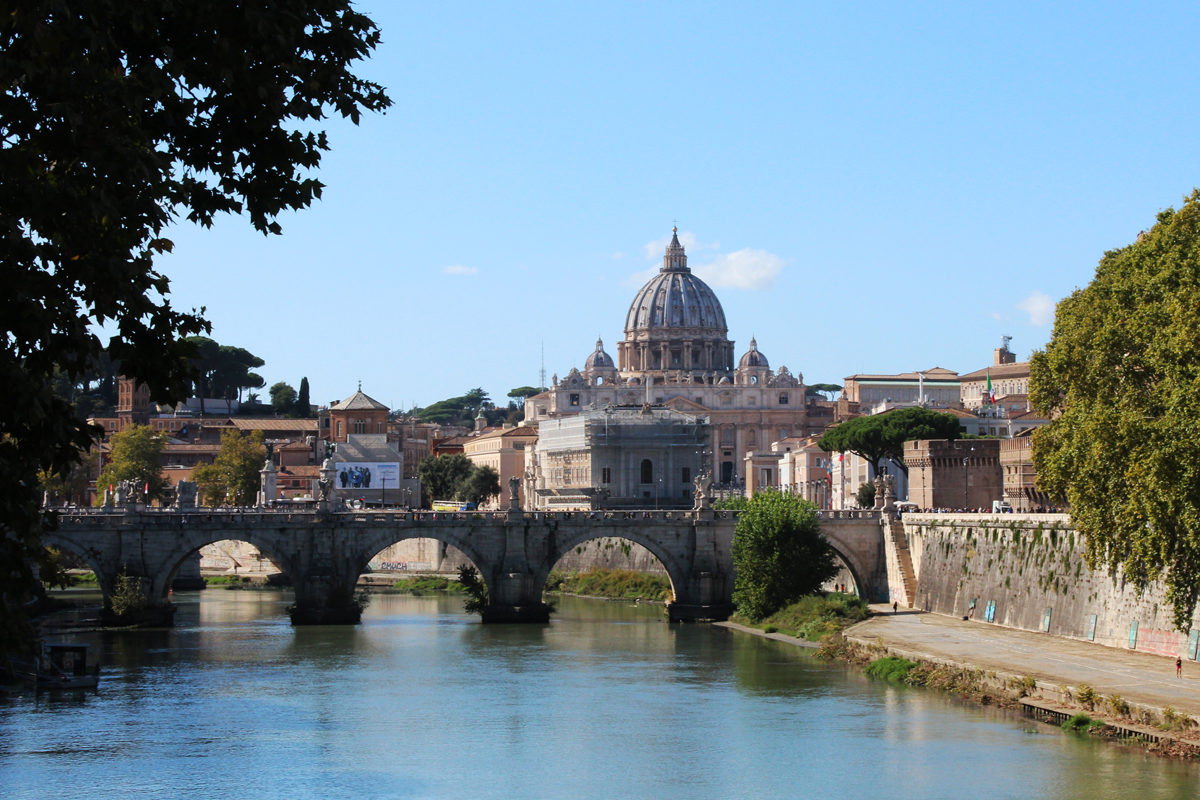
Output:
[154,2,1200,412]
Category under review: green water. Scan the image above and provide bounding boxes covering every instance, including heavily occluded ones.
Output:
[1,590,1197,799]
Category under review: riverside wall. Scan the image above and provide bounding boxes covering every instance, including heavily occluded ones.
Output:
[903,513,1200,659]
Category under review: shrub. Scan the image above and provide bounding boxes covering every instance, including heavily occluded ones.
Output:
[1075,684,1096,710]
[1107,694,1130,718]
[865,656,917,683]
[1062,713,1099,732]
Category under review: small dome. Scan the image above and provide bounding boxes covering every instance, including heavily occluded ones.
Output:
[585,337,615,370]
[738,337,769,369]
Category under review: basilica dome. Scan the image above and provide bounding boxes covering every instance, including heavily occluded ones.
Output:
[624,229,727,336]
[738,338,768,369]
[585,338,615,369]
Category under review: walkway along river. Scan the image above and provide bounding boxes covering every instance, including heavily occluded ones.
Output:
[2,590,1198,799]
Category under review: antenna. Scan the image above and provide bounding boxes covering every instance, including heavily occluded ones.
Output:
[539,340,546,390]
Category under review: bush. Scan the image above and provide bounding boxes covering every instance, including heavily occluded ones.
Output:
[1062,713,1105,733]
[752,593,870,641]
[865,656,917,683]
[1075,683,1096,710]
[544,568,672,602]
[391,576,466,595]
[1107,694,1130,718]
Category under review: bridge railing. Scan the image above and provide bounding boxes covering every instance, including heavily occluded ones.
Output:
[54,507,745,525]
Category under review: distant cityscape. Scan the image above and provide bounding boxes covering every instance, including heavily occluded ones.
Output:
[80,231,1052,513]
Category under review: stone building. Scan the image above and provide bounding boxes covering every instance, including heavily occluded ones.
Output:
[525,228,837,489]
[324,385,389,442]
[532,405,708,510]
[904,438,1003,511]
[960,338,1031,410]
[462,425,537,509]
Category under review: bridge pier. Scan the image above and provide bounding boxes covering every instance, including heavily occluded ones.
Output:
[289,574,363,626]
[481,571,551,623]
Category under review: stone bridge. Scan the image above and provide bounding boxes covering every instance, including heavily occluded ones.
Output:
[46,508,889,625]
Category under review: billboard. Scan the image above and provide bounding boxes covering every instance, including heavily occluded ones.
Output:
[335,462,401,491]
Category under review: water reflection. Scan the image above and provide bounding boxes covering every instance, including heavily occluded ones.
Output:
[1,590,1198,800]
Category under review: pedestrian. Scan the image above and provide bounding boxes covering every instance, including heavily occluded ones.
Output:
[1177,657,1183,678]
[892,600,898,614]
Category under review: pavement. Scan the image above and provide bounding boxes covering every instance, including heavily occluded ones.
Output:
[846,605,1200,723]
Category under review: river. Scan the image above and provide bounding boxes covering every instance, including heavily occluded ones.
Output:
[1,590,1198,799]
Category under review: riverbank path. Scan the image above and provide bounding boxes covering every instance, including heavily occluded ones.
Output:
[847,606,1200,720]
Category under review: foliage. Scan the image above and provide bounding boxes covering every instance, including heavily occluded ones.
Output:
[1030,191,1200,631]
[545,568,673,601]
[192,430,266,506]
[95,425,166,504]
[865,655,917,683]
[414,388,493,426]
[731,490,838,621]
[391,576,467,595]
[295,377,311,417]
[418,454,474,504]
[108,570,147,618]
[713,495,750,510]
[1075,683,1097,711]
[269,382,297,414]
[0,1,388,658]
[806,383,843,400]
[458,464,501,506]
[507,386,547,400]
[457,565,490,614]
[855,481,877,509]
[1061,713,1105,733]
[818,407,961,475]
[753,592,870,641]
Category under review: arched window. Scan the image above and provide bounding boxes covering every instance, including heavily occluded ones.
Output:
[641,459,654,484]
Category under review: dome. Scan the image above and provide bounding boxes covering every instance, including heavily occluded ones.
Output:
[585,337,615,370]
[624,229,727,335]
[738,338,768,369]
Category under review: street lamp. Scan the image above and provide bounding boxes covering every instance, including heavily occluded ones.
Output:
[962,445,975,510]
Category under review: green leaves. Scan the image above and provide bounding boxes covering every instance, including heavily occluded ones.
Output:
[818,407,960,475]
[1032,190,1200,630]
[731,491,837,621]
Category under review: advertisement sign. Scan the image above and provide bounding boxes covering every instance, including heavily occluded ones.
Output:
[335,462,400,491]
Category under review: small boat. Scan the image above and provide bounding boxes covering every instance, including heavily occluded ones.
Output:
[11,643,100,692]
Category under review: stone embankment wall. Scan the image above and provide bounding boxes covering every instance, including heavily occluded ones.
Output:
[904,513,1200,659]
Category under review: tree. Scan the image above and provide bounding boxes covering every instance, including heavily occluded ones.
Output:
[855,481,877,509]
[0,3,389,657]
[414,388,494,427]
[806,383,843,401]
[295,377,311,418]
[95,426,166,505]
[507,386,548,400]
[418,454,474,505]
[458,465,501,506]
[1030,191,1200,631]
[731,491,838,621]
[192,430,266,506]
[818,407,961,476]
[270,382,298,415]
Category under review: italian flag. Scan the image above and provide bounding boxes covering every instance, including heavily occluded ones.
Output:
[985,372,995,403]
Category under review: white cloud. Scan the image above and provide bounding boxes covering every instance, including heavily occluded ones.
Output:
[1017,291,1055,326]
[442,264,478,276]
[693,248,784,290]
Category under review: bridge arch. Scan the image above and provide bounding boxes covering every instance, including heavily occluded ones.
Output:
[534,522,697,607]
[354,525,497,590]
[41,531,112,597]
[149,526,300,602]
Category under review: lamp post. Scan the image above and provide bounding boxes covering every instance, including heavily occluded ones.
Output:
[381,474,387,508]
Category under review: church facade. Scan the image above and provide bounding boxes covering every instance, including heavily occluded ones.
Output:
[525,229,838,494]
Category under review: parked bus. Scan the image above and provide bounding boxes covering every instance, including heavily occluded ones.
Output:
[431,500,477,512]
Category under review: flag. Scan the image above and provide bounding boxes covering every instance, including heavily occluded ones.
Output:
[985,371,995,403]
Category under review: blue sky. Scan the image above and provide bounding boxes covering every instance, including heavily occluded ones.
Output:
[156,2,1200,411]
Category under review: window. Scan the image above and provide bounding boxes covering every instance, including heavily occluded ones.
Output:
[779,393,789,405]
[682,467,691,484]
[601,467,611,484]
[336,420,343,437]
[640,459,653,484]
[570,393,580,406]
[353,420,366,434]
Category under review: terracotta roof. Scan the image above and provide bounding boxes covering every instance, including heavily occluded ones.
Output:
[331,389,389,411]
[844,367,960,382]
[959,362,1030,381]
[230,418,318,431]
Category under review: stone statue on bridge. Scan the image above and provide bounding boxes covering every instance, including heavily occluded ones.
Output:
[693,470,713,510]
[509,476,521,511]
[175,480,197,509]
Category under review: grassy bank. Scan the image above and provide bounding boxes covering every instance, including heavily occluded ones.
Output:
[390,576,467,595]
[732,593,870,642]
[545,568,672,602]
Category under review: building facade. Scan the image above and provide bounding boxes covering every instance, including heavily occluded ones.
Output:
[525,229,837,490]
